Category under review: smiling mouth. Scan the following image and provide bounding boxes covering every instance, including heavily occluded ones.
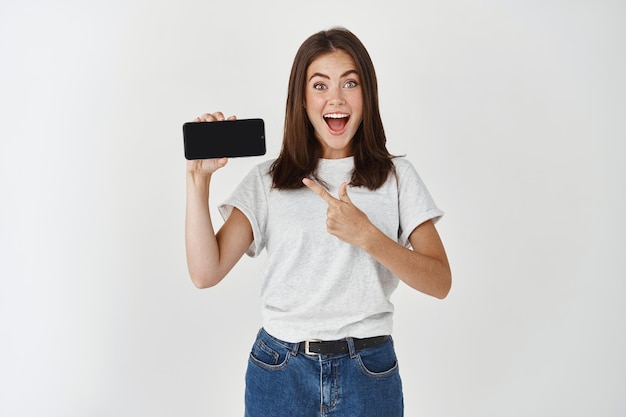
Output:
[324,113,350,132]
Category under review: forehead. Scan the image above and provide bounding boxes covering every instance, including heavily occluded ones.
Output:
[306,50,358,77]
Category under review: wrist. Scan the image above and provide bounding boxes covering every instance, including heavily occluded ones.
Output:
[187,170,212,189]
[358,222,384,252]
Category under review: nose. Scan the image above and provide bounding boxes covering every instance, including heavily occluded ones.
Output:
[328,86,345,105]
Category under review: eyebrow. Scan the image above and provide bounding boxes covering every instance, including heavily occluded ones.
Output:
[308,69,358,82]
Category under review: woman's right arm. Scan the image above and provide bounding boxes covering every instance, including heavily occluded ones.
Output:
[184,112,254,288]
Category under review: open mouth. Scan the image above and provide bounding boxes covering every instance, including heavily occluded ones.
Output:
[324,113,350,132]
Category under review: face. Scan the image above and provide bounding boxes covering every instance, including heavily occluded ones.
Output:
[304,50,364,159]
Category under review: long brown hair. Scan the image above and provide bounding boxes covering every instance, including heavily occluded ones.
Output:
[270,27,395,190]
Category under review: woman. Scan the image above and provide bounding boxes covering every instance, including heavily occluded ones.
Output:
[185,27,451,417]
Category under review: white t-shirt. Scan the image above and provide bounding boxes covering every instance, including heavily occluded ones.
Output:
[219,156,443,343]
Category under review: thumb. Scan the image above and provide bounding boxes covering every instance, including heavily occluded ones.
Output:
[216,157,228,168]
[338,182,352,203]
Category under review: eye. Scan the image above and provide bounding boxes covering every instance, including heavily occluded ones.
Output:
[344,80,358,88]
[313,82,327,90]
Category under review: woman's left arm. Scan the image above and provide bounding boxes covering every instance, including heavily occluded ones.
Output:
[303,179,451,299]
[362,219,451,299]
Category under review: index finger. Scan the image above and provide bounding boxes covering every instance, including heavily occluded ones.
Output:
[302,178,338,205]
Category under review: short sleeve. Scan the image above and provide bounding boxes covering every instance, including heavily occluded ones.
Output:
[396,159,445,247]
[218,163,270,257]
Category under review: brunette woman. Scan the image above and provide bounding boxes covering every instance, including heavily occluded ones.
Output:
[185,27,451,416]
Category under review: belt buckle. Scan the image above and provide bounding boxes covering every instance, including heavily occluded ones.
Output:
[304,340,321,355]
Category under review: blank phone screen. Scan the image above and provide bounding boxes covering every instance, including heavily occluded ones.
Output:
[183,119,266,159]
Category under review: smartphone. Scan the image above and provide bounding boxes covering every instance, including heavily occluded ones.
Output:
[183,118,266,160]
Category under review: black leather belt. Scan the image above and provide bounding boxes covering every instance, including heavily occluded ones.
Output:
[301,336,388,355]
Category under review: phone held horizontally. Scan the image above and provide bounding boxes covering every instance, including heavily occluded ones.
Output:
[183,118,266,160]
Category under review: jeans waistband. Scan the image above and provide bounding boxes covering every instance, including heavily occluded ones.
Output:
[260,328,389,357]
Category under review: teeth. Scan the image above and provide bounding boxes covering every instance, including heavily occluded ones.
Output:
[324,113,349,119]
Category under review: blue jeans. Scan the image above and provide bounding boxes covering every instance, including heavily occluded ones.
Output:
[245,328,404,417]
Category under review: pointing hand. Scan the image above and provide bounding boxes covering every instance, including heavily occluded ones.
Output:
[302,178,373,247]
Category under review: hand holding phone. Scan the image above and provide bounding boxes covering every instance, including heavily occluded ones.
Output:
[183,117,266,160]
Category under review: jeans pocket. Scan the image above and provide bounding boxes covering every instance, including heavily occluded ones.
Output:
[356,338,399,378]
[249,334,291,371]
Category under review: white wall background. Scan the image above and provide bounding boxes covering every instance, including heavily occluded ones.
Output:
[1,0,624,416]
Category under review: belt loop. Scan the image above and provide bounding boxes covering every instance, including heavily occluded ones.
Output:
[347,337,357,358]
[292,342,300,356]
